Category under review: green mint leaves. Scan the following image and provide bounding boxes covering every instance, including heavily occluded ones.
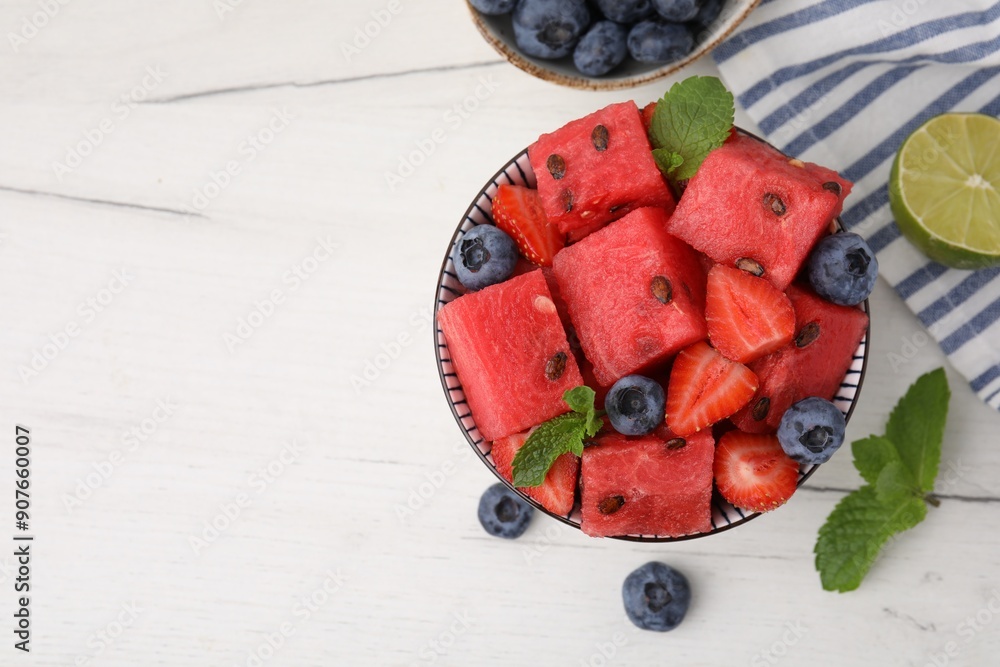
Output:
[815,369,951,592]
[649,75,735,183]
[511,386,602,488]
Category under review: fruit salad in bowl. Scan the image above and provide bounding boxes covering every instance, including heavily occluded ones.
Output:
[435,77,874,541]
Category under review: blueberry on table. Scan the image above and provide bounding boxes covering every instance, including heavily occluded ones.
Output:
[594,0,654,23]
[627,20,694,63]
[469,0,519,15]
[807,232,879,306]
[622,562,691,631]
[453,225,518,291]
[777,397,847,465]
[573,20,629,77]
[478,483,534,538]
[605,375,665,435]
[652,0,700,22]
[513,0,591,59]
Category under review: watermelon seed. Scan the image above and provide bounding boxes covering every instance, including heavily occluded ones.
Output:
[788,158,806,169]
[546,154,566,180]
[591,124,609,152]
[795,322,821,348]
[651,276,673,304]
[735,257,765,277]
[609,203,627,215]
[763,193,786,216]
[560,189,574,213]
[545,351,567,381]
[751,397,771,421]
[666,438,686,450]
[823,181,842,195]
[598,495,625,515]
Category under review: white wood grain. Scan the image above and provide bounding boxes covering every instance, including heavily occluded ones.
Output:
[1,1,999,665]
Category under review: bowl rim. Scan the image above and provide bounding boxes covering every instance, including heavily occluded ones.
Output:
[465,0,763,91]
[434,129,872,542]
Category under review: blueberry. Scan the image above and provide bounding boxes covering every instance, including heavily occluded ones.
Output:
[777,397,846,465]
[594,0,654,23]
[652,0,700,22]
[513,0,591,60]
[693,0,725,27]
[807,232,879,306]
[478,483,534,538]
[453,225,518,291]
[623,562,691,631]
[605,375,665,435]
[469,0,518,15]
[573,21,628,76]
[627,20,694,63]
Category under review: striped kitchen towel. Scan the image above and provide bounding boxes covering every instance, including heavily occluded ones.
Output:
[713,0,1000,411]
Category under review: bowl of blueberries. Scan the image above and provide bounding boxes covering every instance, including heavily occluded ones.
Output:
[466,0,760,89]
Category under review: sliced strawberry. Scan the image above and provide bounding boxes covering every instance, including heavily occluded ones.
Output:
[491,430,579,516]
[714,431,798,513]
[705,265,795,364]
[641,101,657,135]
[492,184,565,267]
[666,341,758,436]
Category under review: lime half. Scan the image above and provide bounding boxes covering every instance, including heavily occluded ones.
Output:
[889,113,1000,269]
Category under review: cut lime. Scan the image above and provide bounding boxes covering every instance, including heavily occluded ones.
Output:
[889,113,1000,270]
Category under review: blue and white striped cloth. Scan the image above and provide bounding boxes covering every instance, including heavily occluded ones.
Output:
[713,0,1000,411]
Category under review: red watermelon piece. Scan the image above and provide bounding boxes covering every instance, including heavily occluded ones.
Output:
[553,207,708,387]
[732,285,869,433]
[437,269,583,441]
[529,101,675,243]
[665,133,853,290]
[491,430,579,516]
[580,430,715,538]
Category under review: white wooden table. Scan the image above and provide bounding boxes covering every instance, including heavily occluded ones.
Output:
[2,2,999,665]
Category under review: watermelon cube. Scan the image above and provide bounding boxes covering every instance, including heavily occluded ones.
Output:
[553,207,708,387]
[580,430,715,538]
[665,133,853,290]
[437,269,583,441]
[732,285,869,433]
[491,429,579,516]
[529,101,676,243]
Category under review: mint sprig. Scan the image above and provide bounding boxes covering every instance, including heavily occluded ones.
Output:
[649,75,735,183]
[511,386,603,488]
[815,368,950,592]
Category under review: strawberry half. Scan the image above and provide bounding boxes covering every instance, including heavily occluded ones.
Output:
[491,430,579,516]
[714,431,798,513]
[641,101,657,135]
[705,265,796,364]
[491,184,565,267]
[666,341,758,436]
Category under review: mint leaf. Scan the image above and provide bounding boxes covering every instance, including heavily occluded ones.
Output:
[816,368,950,592]
[652,148,683,176]
[511,413,586,487]
[885,368,950,492]
[852,435,901,486]
[650,76,734,183]
[562,385,603,438]
[564,385,595,419]
[511,386,603,487]
[875,461,919,505]
[815,486,927,592]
